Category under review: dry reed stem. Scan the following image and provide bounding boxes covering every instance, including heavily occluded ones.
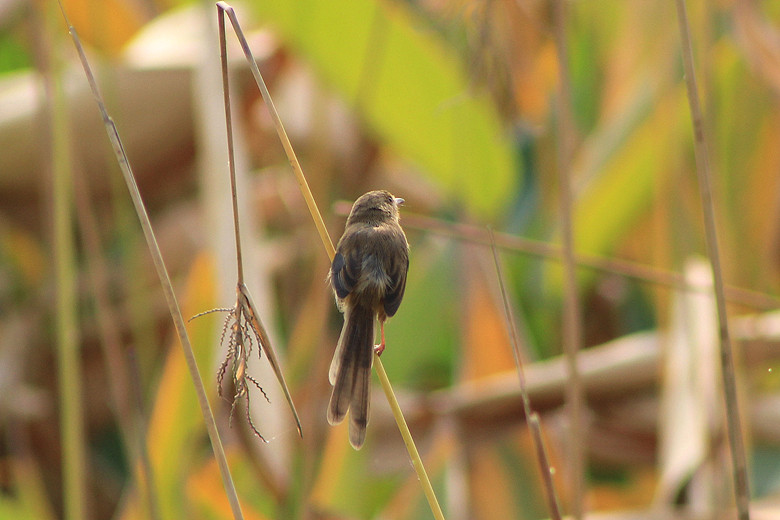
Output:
[674,1,751,518]
[215,2,334,260]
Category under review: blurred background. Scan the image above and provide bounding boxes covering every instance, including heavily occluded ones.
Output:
[2,0,780,518]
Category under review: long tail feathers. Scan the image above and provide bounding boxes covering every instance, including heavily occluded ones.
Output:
[327,303,374,449]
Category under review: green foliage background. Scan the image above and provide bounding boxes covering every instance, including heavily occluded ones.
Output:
[1,0,780,519]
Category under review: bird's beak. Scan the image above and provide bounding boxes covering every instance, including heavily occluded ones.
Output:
[394,197,405,206]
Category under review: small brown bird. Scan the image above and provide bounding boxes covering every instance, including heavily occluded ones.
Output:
[327,190,409,449]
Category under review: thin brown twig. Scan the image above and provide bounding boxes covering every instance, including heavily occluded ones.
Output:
[528,413,562,519]
[220,8,245,287]
[385,209,780,310]
[674,1,751,518]
[489,229,562,520]
[552,0,585,517]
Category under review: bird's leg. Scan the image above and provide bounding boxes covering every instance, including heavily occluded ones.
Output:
[374,319,386,357]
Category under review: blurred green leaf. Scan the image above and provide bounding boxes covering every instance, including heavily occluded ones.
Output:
[251,0,518,218]
[311,425,400,517]
[752,445,780,497]
[0,459,55,520]
[0,31,32,74]
[574,85,688,257]
[543,83,689,295]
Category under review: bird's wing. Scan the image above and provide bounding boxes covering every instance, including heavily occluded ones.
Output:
[331,249,360,299]
[383,242,408,317]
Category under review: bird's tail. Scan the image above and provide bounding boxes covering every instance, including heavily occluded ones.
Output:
[327,302,374,449]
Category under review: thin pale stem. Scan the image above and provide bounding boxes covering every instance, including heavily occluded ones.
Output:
[373,355,445,520]
[529,413,562,520]
[217,8,245,284]
[489,230,562,520]
[58,3,245,519]
[674,1,751,518]
[552,1,585,517]
[46,10,86,517]
[214,4,442,517]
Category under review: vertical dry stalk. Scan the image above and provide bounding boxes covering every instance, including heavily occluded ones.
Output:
[216,2,334,260]
[674,1,751,519]
[37,3,88,517]
[552,0,585,517]
[57,3,245,519]
[216,5,303,440]
[45,16,87,520]
[489,230,563,520]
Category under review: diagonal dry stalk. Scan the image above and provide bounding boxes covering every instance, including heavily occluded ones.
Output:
[57,2,245,519]
[489,229,562,520]
[215,3,444,519]
[674,1,751,519]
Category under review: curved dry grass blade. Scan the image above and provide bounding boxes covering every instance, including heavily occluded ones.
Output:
[57,3,245,519]
[238,283,303,437]
[674,1,751,518]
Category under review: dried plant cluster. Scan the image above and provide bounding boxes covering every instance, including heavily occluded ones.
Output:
[195,298,273,441]
[214,301,269,440]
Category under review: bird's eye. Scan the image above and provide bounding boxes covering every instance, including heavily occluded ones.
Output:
[387,196,393,204]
